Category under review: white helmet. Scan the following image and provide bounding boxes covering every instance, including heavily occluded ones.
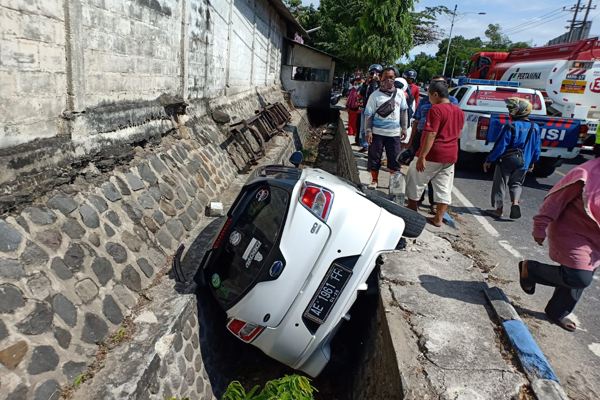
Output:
[394,77,409,91]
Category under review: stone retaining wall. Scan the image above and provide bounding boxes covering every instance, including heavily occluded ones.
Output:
[0,86,303,399]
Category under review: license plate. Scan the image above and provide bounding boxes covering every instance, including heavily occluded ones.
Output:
[303,263,353,325]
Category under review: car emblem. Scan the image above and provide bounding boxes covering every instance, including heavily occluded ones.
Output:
[269,261,284,278]
[211,273,221,288]
[229,231,241,246]
[256,188,269,202]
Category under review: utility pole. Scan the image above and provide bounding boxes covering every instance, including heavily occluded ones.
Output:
[565,0,596,42]
[442,4,458,77]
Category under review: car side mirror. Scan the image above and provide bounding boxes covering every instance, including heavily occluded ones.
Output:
[289,151,303,167]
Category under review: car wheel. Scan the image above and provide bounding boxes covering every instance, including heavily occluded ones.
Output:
[363,192,426,238]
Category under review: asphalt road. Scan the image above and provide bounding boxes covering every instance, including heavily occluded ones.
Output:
[451,153,600,400]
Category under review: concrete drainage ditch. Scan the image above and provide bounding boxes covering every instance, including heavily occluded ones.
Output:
[189,111,386,400]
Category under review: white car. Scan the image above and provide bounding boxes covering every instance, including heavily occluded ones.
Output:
[193,158,425,376]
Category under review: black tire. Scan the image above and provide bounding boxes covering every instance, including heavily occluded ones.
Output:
[364,192,426,238]
[532,158,558,178]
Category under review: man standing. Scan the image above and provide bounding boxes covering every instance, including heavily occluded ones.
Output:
[358,64,383,151]
[364,67,409,189]
[403,69,420,111]
[406,80,465,226]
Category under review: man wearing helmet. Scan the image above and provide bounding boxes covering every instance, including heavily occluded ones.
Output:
[364,67,409,189]
[403,70,420,111]
[357,64,383,152]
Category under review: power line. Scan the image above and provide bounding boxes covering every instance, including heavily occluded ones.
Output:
[505,13,569,35]
[503,7,567,33]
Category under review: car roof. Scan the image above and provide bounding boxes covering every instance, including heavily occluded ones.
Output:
[457,84,539,94]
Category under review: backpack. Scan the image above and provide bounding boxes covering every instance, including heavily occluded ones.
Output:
[346,88,360,110]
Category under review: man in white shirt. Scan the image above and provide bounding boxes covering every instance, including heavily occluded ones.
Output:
[364,67,409,189]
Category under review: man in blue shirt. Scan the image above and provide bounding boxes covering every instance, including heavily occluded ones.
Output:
[483,98,541,219]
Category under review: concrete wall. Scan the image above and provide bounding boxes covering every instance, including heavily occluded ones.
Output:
[281,43,334,108]
[0,0,286,149]
[0,86,304,400]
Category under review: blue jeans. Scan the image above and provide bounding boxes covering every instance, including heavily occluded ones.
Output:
[359,111,368,149]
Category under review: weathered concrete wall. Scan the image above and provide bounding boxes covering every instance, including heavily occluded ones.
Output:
[0,0,68,147]
[335,116,360,184]
[0,87,302,399]
[0,0,286,147]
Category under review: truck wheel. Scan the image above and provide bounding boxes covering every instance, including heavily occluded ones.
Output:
[533,159,557,178]
[363,192,426,238]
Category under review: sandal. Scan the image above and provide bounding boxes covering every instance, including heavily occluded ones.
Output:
[518,261,535,295]
[545,309,577,332]
[510,204,522,219]
[426,217,443,228]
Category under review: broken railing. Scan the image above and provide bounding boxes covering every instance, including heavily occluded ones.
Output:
[223,102,292,172]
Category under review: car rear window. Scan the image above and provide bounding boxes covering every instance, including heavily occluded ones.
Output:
[465,89,543,111]
[208,185,289,307]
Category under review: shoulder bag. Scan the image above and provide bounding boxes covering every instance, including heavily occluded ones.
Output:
[375,90,397,118]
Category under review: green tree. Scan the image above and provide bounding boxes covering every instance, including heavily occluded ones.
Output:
[411,6,452,46]
[484,23,511,49]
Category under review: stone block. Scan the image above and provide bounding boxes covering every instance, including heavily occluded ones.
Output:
[47,194,78,215]
[0,283,25,313]
[125,172,145,191]
[27,345,59,374]
[20,240,49,267]
[75,278,99,303]
[0,219,23,252]
[122,264,142,292]
[81,312,108,344]
[35,229,62,250]
[79,204,100,228]
[102,295,124,325]
[0,340,28,369]
[102,181,122,202]
[63,361,88,381]
[26,273,52,300]
[63,243,85,272]
[53,326,71,349]
[50,257,72,280]
[106,242,128,263]
[106,210,122,226]
[88,194,109,213]
[16,302,53,335]
[91,257,114,285]
[62,218,86,239]
[52,293,77,327]
[0,258,25,279]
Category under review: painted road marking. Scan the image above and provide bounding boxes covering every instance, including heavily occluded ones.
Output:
[589,343,600,358]
[555,170,566,177]
[452,186,525,259]
[452,186,499,238]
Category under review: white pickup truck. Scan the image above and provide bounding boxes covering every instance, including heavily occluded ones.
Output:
[451,79,589,177]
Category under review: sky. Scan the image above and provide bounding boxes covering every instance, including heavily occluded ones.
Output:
[301,0,600,60]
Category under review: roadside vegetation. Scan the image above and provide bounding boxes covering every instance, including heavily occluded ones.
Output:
[222,374,317,400]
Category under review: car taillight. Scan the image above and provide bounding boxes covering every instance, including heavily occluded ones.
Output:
[300,184,333,221]
[212,217,232,249]
[227,319,264,343]
[476,118,490,140]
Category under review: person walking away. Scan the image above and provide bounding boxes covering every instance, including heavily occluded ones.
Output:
[404,76,458,213]
[358,64,383,152]
[403,69,420,111]
[518,157,600,331]
[364,67,408,189]
[405,81,465,226]
[346,77,362,138]
[483,98,541,219]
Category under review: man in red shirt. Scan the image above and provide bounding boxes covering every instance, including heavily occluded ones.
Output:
[403,70,420,111]
[406,80,465,226]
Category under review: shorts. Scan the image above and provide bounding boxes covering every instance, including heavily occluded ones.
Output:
[406,159,455,205]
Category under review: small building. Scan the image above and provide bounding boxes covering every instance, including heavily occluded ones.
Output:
[281,38,338,108]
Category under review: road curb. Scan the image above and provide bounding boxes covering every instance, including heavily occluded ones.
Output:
[484,287,568,400]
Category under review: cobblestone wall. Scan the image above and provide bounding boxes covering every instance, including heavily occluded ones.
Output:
[0,86,295,399]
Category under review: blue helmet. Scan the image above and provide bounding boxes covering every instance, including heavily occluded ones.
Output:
[403,69,417,80]
[368,64,383,73]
